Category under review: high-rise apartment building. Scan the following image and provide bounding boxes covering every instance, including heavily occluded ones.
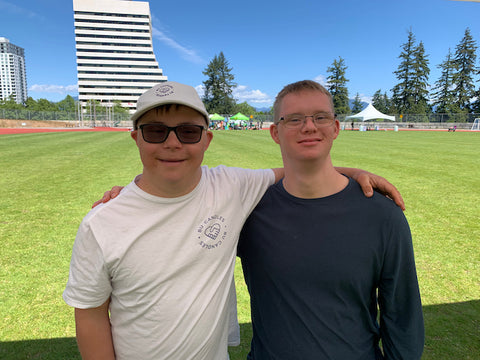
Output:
[0,37,28,105]
[73,0,167,112]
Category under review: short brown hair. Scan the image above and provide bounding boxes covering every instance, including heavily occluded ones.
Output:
[273,80,334,124]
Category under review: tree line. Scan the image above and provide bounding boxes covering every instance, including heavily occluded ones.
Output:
[202,28,480,121]
[3,27,477,122]
[0,94,129,116]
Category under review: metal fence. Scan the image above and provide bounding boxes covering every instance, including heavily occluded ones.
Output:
[336,113,480,123]
[0,109,131,123]
[1,109,479,126]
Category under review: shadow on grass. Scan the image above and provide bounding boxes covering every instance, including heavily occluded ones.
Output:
[0,337,80,360]
[231,300,480,360]
[1,300,478,360]
[422,299,480,359]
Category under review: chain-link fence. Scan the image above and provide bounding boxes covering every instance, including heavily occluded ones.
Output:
[1,109,479,129]
[335,113,480,123]
[0,109,130,123]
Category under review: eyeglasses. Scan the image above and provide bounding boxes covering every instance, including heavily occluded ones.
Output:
[139,123,206,144]
[277,112,336,129]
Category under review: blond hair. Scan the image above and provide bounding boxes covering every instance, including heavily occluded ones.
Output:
[273,80,334,124]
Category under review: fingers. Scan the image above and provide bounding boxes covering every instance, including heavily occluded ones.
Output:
[387,185,405,211]
[91,187,122,208]
[358,172,406,211]
[356,172,374,197]
[101,191,113,203]
[359,180,374,198]
[110,186,123,199]
[374,178,406,211]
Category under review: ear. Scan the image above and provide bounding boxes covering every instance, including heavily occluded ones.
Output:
[131,129,139,142]
[270,124,281,145]
[203,130,213,150]
[332,120,340,140]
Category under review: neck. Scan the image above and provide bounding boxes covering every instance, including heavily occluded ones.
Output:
[282,156,348,199]
[136,167,203,198]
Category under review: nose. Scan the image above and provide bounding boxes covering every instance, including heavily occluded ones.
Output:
[301,116,317,131]
[163,128,182,147]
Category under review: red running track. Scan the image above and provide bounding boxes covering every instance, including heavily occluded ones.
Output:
[0,127,130,135]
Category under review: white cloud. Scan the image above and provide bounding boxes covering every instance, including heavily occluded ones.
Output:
[313,74,328,86]
[0,0,45,20]
[195,85,205,98]
[195,84,272,106]
[29,84,78,94]
[358,94,372,104]
[149,15,204,65]
[233,85,272,104]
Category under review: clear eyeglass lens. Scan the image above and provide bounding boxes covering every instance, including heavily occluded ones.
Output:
[283,113,334,128]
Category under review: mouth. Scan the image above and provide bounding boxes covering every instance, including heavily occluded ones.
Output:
[298,138,322,144]
[158,158,185,164]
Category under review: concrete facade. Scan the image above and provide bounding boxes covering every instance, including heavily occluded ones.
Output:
[0,37,28,105]
[73,0,167,112]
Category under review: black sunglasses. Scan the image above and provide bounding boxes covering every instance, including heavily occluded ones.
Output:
[139,123,206,144]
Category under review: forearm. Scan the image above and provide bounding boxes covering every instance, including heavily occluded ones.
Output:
[334,166,405,210]
[271,168,284,182]
[75,300,115,359]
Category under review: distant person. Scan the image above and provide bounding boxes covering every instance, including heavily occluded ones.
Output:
[70,81,404,359]
[351,120,355,130]
[238,80,424,359]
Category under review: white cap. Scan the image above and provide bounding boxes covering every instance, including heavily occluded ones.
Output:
[132,81,209,127]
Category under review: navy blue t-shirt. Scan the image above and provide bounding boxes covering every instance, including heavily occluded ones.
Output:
[238,178,424,360]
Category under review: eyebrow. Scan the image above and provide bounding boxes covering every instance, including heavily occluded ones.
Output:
[286,111,334,115]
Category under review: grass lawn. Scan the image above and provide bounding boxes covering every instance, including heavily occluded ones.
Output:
[0,129,479,359]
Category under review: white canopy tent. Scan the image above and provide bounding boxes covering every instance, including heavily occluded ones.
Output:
[345,103,396,122]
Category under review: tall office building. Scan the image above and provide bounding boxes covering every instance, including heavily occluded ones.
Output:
[73,0,167,112]
[0,37,28,105]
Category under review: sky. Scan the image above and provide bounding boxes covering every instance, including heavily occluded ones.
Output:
[1,0,479,108]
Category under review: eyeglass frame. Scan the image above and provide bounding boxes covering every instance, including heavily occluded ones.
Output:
[276,112,337,128]
[138,123,207,144]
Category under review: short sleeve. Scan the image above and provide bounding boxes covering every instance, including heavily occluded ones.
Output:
[63,219,112,309]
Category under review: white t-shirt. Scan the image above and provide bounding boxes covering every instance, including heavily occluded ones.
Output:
[63,165,275,360]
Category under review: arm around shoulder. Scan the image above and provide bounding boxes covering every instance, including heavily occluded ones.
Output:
[271,168,284,183]
[335,167,405,211]
[75,299,115,360]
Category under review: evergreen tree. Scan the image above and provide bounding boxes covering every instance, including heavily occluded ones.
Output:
[372,90,386,113]
[410,41,430,115]
[383,93,394,113]
[392,30,416,114]
[451,28,477,112]
[326,57,350,115]
[472,90,480,114]
[202,52,236,114]
[392,30,430,115]
[351,93,363,113]
[431,49,457,114]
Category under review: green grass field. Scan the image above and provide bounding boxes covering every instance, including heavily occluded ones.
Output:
[0,130,479,359]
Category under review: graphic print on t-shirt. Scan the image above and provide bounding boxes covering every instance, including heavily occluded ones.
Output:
[197,214,228,250]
